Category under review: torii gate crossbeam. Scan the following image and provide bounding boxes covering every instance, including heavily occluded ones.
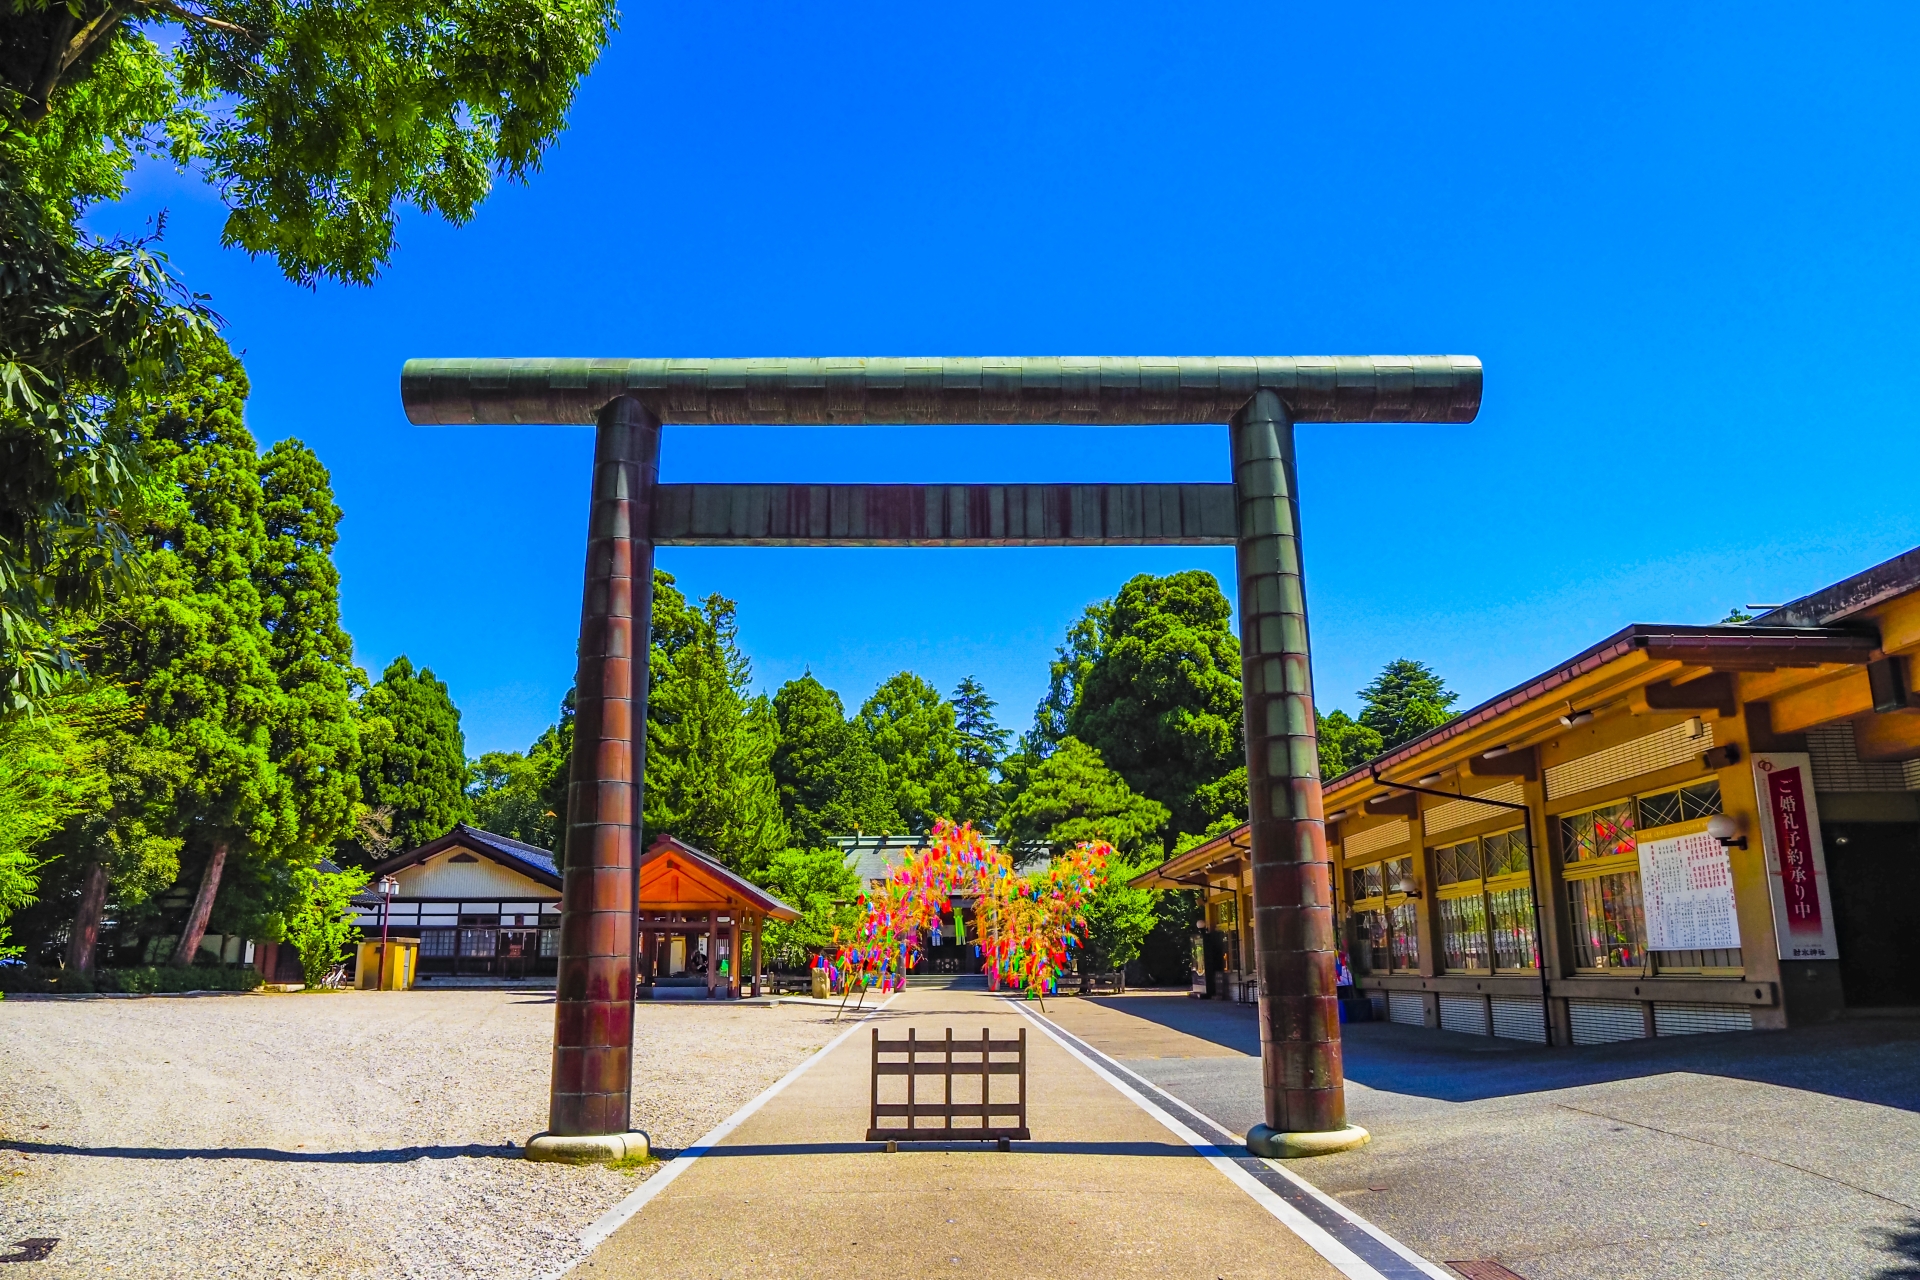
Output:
[400,356,1482,1161]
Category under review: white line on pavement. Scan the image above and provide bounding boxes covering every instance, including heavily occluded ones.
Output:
[1017,1006,1457,1280]
[549,990,900,1277]
[1007,999,1391,1280]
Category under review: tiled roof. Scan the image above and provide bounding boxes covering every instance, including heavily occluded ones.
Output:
[372,824,562,889]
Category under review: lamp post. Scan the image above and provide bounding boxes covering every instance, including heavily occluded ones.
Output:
[378,875,399,988]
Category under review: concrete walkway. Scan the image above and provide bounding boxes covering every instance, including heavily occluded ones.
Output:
[1039,993,1920,1280]
[574,987,1359,1280]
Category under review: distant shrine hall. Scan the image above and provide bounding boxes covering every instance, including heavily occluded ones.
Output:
[355,827,795,997]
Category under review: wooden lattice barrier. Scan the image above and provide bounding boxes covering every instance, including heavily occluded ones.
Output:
[868,1027,1029,1144]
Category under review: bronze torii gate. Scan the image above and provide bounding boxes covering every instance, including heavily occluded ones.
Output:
[401,356,1482,1161]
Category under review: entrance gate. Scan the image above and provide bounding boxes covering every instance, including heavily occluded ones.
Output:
[401,355,1482,1156]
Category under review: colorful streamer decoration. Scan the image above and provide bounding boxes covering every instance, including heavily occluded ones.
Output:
[830,819,1112,1001]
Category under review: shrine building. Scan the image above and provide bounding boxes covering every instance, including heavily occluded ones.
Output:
[1134,543,1920,1045]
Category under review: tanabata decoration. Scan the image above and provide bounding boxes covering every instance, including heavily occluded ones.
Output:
[831,819,1111,1001]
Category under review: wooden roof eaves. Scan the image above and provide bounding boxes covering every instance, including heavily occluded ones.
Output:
[1129,825,1253,890]
[639,836,801,921]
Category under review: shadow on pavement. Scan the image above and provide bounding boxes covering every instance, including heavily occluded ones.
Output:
[1078,993,1920,1112]
[0,1140,521,1163]
[1876,1217,1920,1279]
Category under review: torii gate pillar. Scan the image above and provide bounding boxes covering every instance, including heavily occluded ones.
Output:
[1231,390,1365,1157]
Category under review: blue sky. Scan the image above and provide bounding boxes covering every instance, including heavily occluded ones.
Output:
[95,2,1920,755]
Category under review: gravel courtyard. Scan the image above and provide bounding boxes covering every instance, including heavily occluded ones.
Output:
[0,990,844,1278]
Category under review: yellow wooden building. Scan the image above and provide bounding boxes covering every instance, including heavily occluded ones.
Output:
[1134,545,1920,1044]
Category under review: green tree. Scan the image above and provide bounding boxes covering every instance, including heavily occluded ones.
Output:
[643,576,788,874]
[356,656,468,853]
[465,692,571,852]
[1025,600,1109,758]
[97,332,297,967]
[770,674,897,849]
[1316,708,1384,781]
[1356,659,1458,752]
[952,676,1009,772]
[997,737,1169,973]
[753,845,861,970]
[1066,570,1243,839]
[283,860,368,988]
[859,672,993,831]
[5,0,619,287]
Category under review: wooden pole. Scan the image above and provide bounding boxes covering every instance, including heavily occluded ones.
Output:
[706,910,719,998]
[751,915,763,997]
[728,908,741,999]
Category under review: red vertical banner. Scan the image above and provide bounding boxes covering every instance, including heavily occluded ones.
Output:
[1752,753,1840,961]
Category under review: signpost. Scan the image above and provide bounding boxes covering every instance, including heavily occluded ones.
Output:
[401,354,1482,1162]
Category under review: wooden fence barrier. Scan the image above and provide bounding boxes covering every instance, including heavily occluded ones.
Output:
[868,1026,1029,1145]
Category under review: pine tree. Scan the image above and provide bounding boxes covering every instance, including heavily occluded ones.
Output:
[770,674,897,849]
[101,333,296,966]
[858,672,992,831]
[357,656,469,852]
[952,675,1009,772]
[1356,659,1458,751]
[642,577,788,874]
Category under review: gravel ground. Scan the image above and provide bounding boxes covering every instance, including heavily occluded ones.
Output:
[0,990,842,1279]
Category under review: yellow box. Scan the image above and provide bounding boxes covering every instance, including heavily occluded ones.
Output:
[355,939,419,990]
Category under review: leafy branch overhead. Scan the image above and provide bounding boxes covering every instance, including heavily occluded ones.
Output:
[3,0,620,285]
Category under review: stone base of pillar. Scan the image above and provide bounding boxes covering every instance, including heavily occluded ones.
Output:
[523,1130,652,1164]
[1244,1123,1370,1159]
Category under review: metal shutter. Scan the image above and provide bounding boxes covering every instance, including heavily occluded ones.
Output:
[1439,994,1490,1035]
[1490,996,1547,1043]
[1653,1003,1754,1036]
[1388,992,1426,1026]
[1569,998,1645,1044]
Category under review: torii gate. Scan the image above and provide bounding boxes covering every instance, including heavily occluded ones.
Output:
[401,356,1482,1161]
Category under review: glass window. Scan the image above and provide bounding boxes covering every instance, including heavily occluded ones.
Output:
[1483,829,1530,877]
[1388,901,1420,970]
[1637,779,1724,829]
[459,926,498,958]
[1489,887,1539,969]
[1383,856,1415,896]
[1348,863,1383,902]
[1214,895,1238,931]
[1435,840,1482,886]
[1567,871,1646,969]
[539,928,559,958]
[1439,894,1491,970]
[420,929,456,958]
[1560,800,1636,865]
[1355,909,1389,973]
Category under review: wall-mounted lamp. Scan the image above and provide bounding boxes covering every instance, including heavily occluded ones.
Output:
[1559,709,1595,727]
[1683,715,1705,740]
[1706,814,1747,850]
[1481,744,1514,759]
[1416,773,1443,786]
[1394,874,1422,898]
[1325,809,1350,823]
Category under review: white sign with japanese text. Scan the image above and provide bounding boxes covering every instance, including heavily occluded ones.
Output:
[1752,752,1841,961]
[1638,832,1741,951]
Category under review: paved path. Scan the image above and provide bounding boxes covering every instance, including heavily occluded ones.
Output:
[1039,993,1920,1280]
[575,987,1369,1280]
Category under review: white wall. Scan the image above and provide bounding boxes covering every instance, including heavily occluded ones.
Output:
[397,848,553,900]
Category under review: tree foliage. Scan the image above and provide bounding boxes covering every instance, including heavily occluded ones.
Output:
[752,845,861,970]
[284,859,367,988]
[1356,658,1458,752]
[1316,708,1384,782]
[859,672,993,832]
[357,655,468,853]
[642,573,788,875]
[4,0,620,287]
[1060,570,1244,839]
[770,674,896,850]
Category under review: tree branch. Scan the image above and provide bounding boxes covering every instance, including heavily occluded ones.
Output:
[137,0,251,37]
[56,3,125,77]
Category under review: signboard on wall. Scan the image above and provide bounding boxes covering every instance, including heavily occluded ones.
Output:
[1752,752,1841,960]
[1637,832,1741,951]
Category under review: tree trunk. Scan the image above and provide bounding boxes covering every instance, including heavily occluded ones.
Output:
[66,860,110,973]
[172,840,228,968]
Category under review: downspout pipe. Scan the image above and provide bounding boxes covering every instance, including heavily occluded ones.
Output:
[1367,769,1555,1046]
